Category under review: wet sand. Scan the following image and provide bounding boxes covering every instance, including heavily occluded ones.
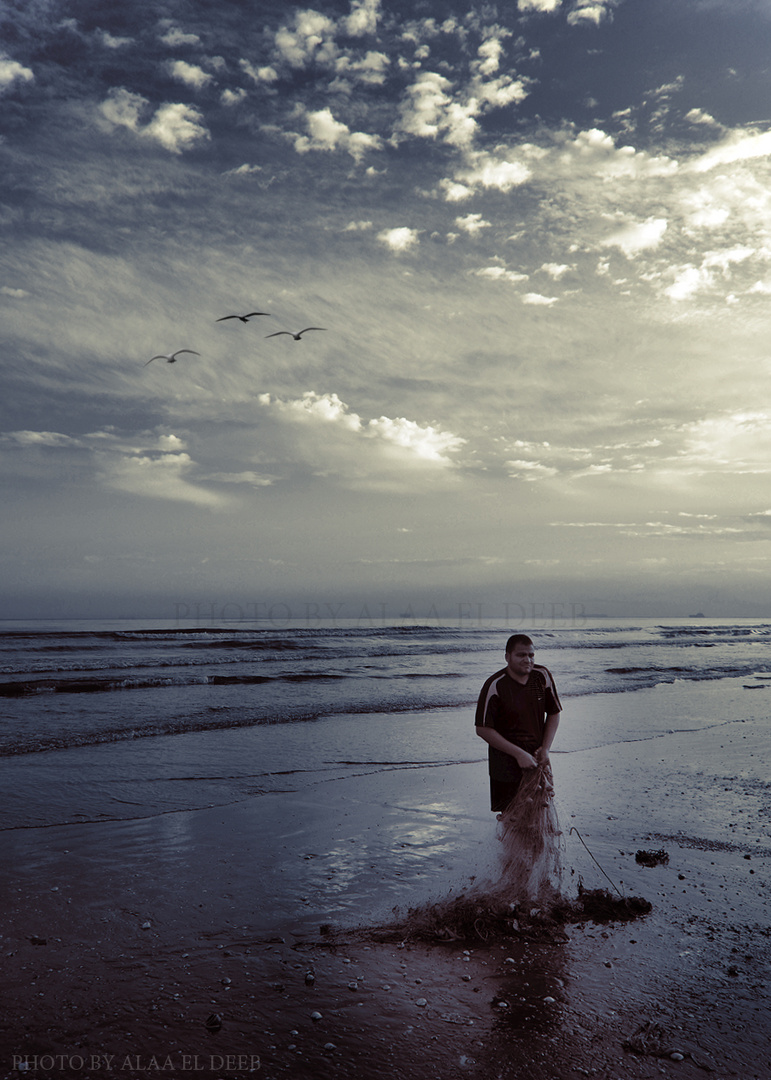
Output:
[1,685,770,1079]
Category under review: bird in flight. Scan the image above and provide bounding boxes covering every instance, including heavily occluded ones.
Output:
[144,349,200,366]
[216,312,271,323]
[266,327,326,341]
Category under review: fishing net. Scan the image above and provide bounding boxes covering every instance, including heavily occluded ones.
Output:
[354,764,650,946]
[492,763,564,906]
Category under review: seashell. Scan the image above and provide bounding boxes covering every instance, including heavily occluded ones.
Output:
[205,1013,223,1032]
[310,1011,323,1022]
[304,972,315,985]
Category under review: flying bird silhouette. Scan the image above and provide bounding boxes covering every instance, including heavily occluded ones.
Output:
[265,328,326,341]
[216,312,271,322]
[144,349,200,366]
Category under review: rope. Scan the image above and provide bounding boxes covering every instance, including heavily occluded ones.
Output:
[569,826,625,898]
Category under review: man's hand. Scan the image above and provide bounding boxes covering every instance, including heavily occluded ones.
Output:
[534,746,550,765]
[515,749,538,769]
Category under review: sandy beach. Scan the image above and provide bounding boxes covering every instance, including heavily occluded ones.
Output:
[1,680,770,1080]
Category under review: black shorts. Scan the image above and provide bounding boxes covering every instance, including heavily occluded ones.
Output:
[490,775,522,813]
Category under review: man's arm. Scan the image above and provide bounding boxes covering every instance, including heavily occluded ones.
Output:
[475,726,538,769]
[534,712,560,764]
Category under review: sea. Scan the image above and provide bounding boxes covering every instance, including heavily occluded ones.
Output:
[1,622,768,933]
[1,616,770,836]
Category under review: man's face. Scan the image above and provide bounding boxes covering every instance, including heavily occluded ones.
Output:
[506,642,535,681]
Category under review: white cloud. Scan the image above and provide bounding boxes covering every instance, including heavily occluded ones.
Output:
[98,90,210,153]
[240,60,279,84]
[518,0,562,11]
[663,246,754,301]
[334,49,390,86]
[221,88,247,106]
[343,0,382,37]
[567,0,616,26]
[397,61,528,153]
[0,54,33,91]
[601,217,667,257]
[99,452,227,507]
[664,264,713,301]
[261,391,465,474]
[275,10,338,68]
[685,107,719,128]
[449,148,533,195]
[98,87,146,131]
[5,430,77,448]
[455,213,490,234]
[475,266,529,283]
[160,28,201,47]
[506,458,558,480]
[223,163,262,176]
[522,292,558,305]
[540,262,571,279]
[293,107,381,161]
[690,129,771,173]
[168,60,213,89]
[344,220,373,231]
[98,30,132,49]
[377,226,420,253]
[143,103,210,154]
[0,286,29,298]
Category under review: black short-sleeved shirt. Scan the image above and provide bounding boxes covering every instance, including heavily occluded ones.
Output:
[475,665,562,781]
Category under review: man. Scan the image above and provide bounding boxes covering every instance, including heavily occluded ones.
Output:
[475,634,562,814]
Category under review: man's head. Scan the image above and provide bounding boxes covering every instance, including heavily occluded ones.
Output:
[505,634,535,682]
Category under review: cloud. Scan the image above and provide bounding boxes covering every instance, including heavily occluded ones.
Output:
[507,458,558,480]
[664,247,753,301]
[168,61,213,90]
[446,148,533,196]
[98,452,228,507]
[378,226,420,253]
[259,391,465,484]
[160,27,201,47]
[274,10,339,68]
[333,49,390,87]
[98,89,210,153]
[4,430,76,448]
[690,128,771,173]
[98,30,132,49]
[475,266,529,283]
[685,108,719,128]
[343,0,382,36]
[240,60,279,84]
[540,263,571,279]
[2,429,231,507]
[455,213,490,234]
[293,107,381,161]
[518,0,562,10]
[601,217,668,256]
[221,88,247,106]
[397,63,528,152]
[522,292,558,305]
[0,54,33,92]
[1,286,29,298]
[143,103,210,153]
[567,0,617,26]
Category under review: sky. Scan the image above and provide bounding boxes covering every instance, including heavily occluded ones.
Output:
[3,0,771,621]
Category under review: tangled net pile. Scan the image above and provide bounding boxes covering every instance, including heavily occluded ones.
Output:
[371,765,651,945]
[494,763,563,904]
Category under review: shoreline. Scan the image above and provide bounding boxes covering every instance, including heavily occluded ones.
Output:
[2,687,770,1079]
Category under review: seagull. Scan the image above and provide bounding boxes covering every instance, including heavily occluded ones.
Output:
[144,349,200,366]
[216,312,271,322]
[265,327,326,340]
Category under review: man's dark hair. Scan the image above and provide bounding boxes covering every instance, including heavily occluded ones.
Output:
[505,633,534,653]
